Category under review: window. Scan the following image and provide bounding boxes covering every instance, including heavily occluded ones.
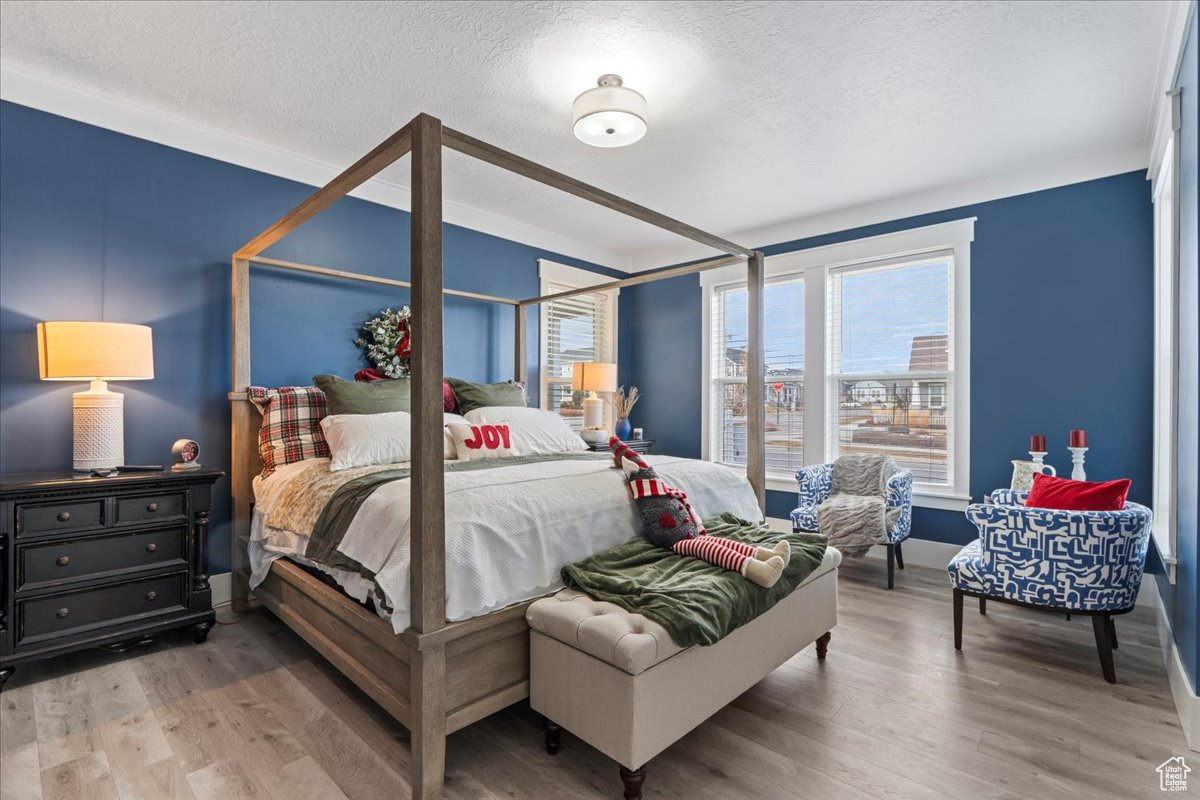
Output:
[1150,90,1180,580]
[827,252,954,484]
[538,260,617,432]
[709,277,805,475]
[702,219,973,510]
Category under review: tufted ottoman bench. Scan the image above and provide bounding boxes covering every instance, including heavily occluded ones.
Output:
[526,547,840,799]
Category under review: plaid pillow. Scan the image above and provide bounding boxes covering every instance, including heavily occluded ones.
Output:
[248,386,330,477]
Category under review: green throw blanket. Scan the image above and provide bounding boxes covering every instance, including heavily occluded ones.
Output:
[561,513,829,648]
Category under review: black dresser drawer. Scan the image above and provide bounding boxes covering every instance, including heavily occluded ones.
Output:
[17,499,105,537]
[16,572,187,647]
[115,491,186,525]
[18,526,188,591]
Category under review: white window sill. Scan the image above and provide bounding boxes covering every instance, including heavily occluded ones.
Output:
[765,477,970,512]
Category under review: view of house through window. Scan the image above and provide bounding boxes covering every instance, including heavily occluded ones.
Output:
[704,222,969,502]
[828,254,953,483]
[711,276,805,475]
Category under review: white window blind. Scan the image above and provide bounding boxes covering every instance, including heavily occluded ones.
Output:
[540,268,616,432]
[710,275,804,475]
[827,251,954,485]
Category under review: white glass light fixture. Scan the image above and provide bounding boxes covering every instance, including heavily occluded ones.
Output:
[572,74,647,148]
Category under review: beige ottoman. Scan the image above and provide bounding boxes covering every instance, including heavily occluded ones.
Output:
[527,547,840,799]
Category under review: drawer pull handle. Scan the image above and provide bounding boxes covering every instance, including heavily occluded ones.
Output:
[57,511,71,522]
[56,555,71,567]
[146,502,159,512]
[145,591,158,601]
[56,608,70,619]
[145,543,158,554]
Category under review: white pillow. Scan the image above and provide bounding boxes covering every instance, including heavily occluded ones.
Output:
[322,411,468,470]
[443,413,468,459]
[447,422,516,462]
[321,411,412,471]
[464,406,587,456]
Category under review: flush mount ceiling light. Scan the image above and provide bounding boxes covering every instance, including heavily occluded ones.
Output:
[572,74,647,148]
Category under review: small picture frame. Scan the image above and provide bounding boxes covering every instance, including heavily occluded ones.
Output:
[171,439,201,471]
[632,427,644,440]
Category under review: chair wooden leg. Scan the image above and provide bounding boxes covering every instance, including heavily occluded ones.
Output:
[1092,614,1117,683]
[953,590,963,651]
[979,597,987,615]
[886,544,895,590]
[620,765,646,800]
[894,540,904,569]
[543,718,562,755]
[1107,616,1118,650]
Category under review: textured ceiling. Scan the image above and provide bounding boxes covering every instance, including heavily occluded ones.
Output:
[0,0,1174,267]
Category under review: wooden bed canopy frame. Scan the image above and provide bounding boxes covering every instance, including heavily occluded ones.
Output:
[228,113,765,799]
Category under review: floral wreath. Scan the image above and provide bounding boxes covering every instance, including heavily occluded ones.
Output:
[354,306,412,379]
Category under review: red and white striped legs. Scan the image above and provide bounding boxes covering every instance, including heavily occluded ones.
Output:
[672,536,753,572]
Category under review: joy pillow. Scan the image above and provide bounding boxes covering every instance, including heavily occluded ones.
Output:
[447,422,516,462]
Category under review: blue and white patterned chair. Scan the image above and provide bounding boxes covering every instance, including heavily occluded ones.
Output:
[791,461,913,588]
[948,489,1152,683]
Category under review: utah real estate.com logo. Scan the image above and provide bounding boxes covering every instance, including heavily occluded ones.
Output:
[1158,756,1190,792]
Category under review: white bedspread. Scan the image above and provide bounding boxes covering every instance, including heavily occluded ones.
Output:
[250,454,762,633]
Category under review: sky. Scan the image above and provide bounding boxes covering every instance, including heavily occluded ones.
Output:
[723,259,950,375]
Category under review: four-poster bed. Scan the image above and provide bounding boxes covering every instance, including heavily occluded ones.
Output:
[228,113,767,798]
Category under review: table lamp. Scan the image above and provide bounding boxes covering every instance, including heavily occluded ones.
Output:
[572,361,616,444]
[37,321,154,472]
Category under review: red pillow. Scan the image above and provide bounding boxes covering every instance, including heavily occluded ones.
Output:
[1025,473,1131,512]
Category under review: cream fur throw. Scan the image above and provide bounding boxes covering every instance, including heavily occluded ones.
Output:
[817,455,901,557]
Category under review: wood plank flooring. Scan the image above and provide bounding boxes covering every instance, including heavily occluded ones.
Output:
[0,559,1187,799]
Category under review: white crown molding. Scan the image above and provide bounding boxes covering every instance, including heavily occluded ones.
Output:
[0,63,633,272]
[629,144,1150,271]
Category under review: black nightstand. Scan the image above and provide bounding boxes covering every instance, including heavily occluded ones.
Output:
[588,439,654,455]
[0,468,223,689]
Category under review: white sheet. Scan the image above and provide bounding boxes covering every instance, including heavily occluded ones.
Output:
[250,454,762,633]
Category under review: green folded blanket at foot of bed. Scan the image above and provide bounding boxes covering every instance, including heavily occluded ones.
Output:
[561,512,829,648]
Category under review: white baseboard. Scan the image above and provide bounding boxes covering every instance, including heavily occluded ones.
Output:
[1154,579,1200,751]
[210,572,232,608]
[765,518,1157,609]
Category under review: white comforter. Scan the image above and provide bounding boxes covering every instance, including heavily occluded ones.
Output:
[250,454,762,633]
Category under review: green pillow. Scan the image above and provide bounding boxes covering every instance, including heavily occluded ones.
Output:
[446,378,527,414]
[313,374,411,415]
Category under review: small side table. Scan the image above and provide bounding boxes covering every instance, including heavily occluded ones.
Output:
[588,439,654,455]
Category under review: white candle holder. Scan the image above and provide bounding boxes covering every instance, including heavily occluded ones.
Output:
[1069,446,1088,481]
[1029,451,1048,471]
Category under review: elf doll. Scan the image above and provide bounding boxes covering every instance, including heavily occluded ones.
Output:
[609,437,789,588]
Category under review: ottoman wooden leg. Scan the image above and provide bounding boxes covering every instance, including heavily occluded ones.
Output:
[619,765,646,800]
[953,589,964,651]
[815,631,831,660]
[543,718,562,755]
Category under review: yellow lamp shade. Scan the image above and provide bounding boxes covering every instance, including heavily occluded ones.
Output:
[571,362,616,393]
[37,321,154,381]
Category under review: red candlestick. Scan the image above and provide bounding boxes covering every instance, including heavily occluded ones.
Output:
[1030,435,1046,452]
[1069,429,1087,448]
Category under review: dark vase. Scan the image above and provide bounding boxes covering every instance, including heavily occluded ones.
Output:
[615,418,633,440]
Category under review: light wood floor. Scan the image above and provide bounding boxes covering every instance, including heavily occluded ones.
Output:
[0,559,1187,800]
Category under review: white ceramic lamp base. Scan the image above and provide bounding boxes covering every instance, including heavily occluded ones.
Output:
[73,380,124,471]
[580,391,609,444]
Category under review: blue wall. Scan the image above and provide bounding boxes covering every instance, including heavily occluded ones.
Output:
[0,101,619,573]
[1157,9,1200,690]
[621,170,1155,545]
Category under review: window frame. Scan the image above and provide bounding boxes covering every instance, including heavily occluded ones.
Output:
[701,218,974,511]
[1149,89,1181,582]
[538,260,619,429]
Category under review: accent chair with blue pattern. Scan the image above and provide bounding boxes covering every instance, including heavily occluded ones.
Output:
[947,489,1152,683]
[791,460,913,588]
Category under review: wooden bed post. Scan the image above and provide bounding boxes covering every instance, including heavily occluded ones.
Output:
[746,250,766,512]
[230,256,254,613]
[408,112,449,800]
[514,303,527,385]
